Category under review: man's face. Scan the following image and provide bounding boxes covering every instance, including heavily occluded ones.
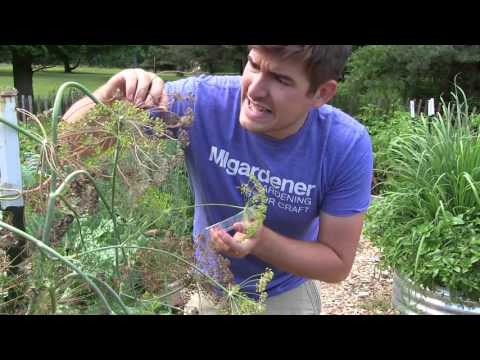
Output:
[239,48,331,139]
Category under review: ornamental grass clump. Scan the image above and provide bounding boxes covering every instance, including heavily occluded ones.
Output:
[365,84,480,301]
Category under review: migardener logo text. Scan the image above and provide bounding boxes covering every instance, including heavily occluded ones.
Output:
[209,146,314,214]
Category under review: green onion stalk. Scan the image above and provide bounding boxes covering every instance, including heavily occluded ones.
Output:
[45,83,123,276]
[0,220,126,314]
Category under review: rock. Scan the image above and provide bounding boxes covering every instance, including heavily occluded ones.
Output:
[358,291,370,298]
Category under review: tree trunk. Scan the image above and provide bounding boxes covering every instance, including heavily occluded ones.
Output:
[12,49,34,97]
[63,56,81,73]
[64,59,72,73]
[205,62,214,74]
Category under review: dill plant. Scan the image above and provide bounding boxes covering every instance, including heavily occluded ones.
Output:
[1,81,274,314]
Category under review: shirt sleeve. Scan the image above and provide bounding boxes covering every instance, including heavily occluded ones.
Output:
[321,128,373,217]
[165,77,199,116]
[148,76,199,143]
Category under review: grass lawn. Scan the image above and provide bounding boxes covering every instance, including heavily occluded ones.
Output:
[0,64,182,98]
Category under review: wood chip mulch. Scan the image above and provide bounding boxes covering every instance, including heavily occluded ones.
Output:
[320,237,400,315]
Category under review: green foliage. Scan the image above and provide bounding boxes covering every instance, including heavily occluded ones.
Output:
[333,46,406,115]
[85,46,150,68]
[216,267,274,315]
[365,86,480,301]
[357,105,413,193]
[333,45,480,117]
[239,175,268,238]
[143,45,246,74]
[1,81,273,315]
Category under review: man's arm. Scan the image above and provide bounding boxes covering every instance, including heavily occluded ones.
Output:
[211,211,364,283]
[62,84,110,123]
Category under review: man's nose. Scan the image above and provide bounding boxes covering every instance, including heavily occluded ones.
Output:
[248,73,268,100]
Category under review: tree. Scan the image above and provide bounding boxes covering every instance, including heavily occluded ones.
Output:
[0,45,50,98]
[336,45,480,115]
[146,45,248,74]
[222,45,248,73]
[1,45,145,102]
[85,45,150,68]
[47,45,86,73]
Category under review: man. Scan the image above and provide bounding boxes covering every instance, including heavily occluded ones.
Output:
[64,45,373,315]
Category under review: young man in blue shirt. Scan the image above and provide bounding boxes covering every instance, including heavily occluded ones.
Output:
[65,45,373,314]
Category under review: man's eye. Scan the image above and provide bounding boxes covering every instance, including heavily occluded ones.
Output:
[275,76,290,86]
[249,61,260,70]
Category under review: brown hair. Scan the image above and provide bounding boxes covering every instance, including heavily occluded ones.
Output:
[248,45,352,95]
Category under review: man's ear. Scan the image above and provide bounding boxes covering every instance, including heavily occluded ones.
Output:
[311,80,337,108]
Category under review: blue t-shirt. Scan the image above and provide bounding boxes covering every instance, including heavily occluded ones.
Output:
[153,75,373,299]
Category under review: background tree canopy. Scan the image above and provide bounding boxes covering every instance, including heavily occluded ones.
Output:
[334,45,480,115]
[3,45,480,115]
[0,45,247,101]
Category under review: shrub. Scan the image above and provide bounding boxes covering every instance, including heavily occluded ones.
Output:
[356,105,413,194]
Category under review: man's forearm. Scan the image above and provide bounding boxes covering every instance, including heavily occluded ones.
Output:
[252,226,350,283]
[62,85,109,123]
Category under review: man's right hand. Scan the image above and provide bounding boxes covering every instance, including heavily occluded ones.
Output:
[102,69,168,109]
[63,68,168,123]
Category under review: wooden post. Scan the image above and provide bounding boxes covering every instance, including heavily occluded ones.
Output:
[409,100,415,119]
[436,101,441,116]
[417,99,423,117]
[427,98,435,116]
[0,89,27,277]
[20,95,25,121]
[28,95,33,115]
[0,90,23,208]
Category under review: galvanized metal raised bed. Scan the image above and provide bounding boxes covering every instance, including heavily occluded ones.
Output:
[392,272,480,315]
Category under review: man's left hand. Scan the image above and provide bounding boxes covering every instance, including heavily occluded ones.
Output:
[209,223,263,258]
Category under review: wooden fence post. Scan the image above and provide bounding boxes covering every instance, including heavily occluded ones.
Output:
[428,98,435,116]
[0,89,24,209]
[28,95,33,115]
[0,89,27,277]
[20,95,25,121]
[410,100,415,118]
[417,99,423,117]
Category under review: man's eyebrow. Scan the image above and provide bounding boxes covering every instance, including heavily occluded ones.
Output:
[248,55,295,84]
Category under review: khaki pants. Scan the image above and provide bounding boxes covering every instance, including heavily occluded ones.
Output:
[184,280,322,315]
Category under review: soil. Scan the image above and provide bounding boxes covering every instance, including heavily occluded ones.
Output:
[320,237,400,315]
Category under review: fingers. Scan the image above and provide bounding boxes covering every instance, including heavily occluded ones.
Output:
[144,76,168,109]
[222,231,246,252]
[209,228,230,253]
[210,227,250,258]
[133,69,153,106]
[107,69,167,109]
[232,222,246,233]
